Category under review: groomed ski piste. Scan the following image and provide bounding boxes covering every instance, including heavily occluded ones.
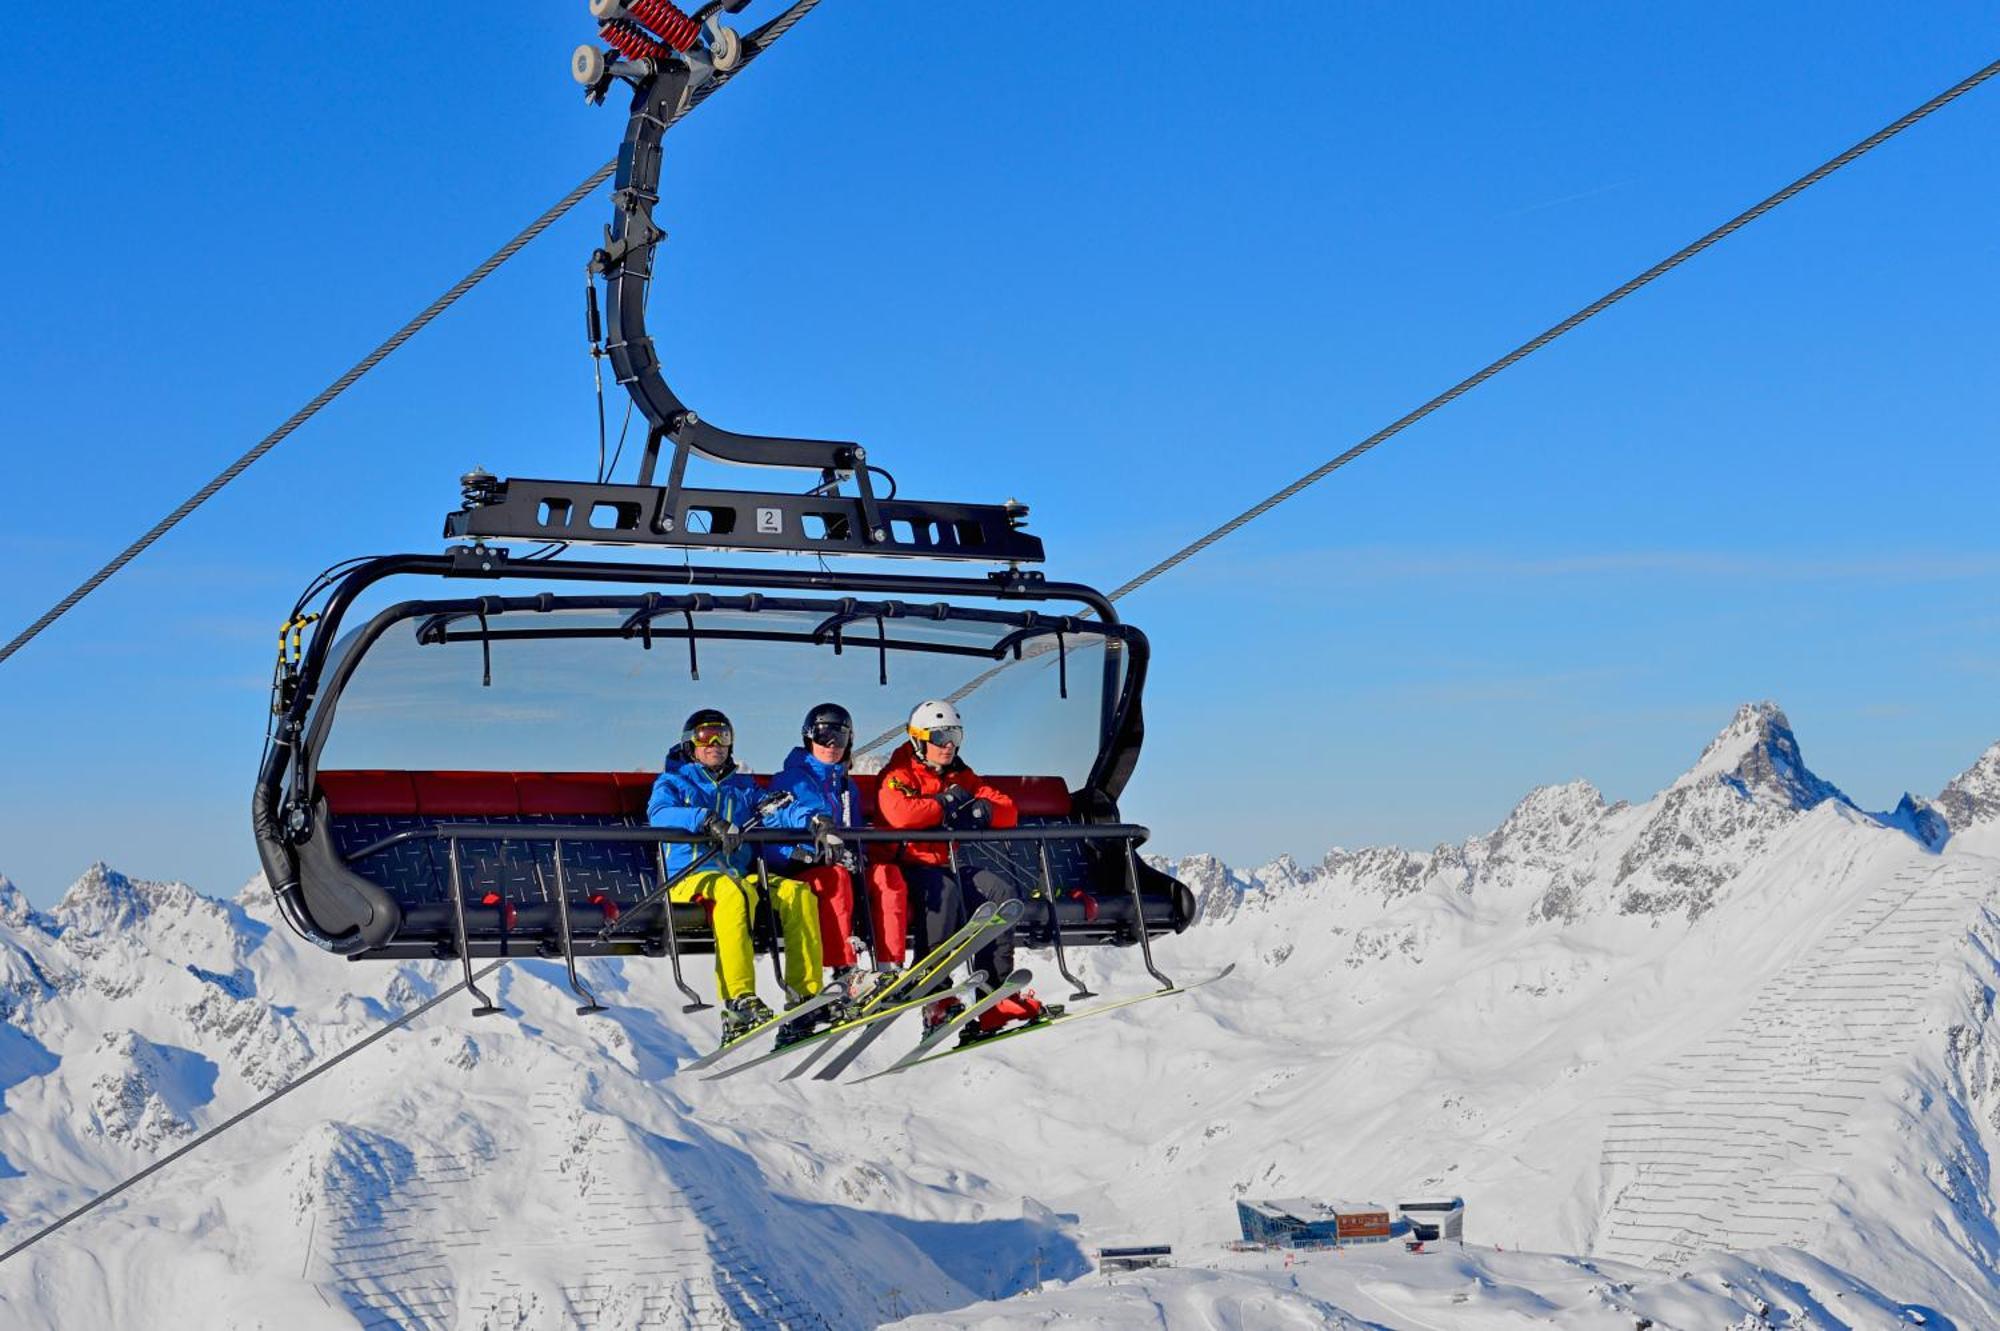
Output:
[3,701,1998,1328]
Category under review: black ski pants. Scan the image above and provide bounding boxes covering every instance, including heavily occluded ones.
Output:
[902,861,1022,997]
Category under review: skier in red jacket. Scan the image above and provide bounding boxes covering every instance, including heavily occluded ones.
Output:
[876,699,1050,1039]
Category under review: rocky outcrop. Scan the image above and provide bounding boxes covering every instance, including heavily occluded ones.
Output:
[1939,742,2000,832]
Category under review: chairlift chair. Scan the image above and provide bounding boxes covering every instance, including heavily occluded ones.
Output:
[250,0,1199,1015]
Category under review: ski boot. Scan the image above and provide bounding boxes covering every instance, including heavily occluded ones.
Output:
[960,989,1060,1046]
[921,995,965,1038]
[819,965,876,1026]
[721,994,775,1046]
[775,988,836,1049]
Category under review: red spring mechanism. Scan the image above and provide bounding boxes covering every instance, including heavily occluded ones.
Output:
[600,18,671,63]
[479,893,519,930]
[626,0,701,51]
[588,892,621,924]
[1069,889,1100,924]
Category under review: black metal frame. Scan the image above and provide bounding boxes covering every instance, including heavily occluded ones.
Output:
[443,30,1043,562]
[240,4,1199,1019]
[344,822,1183,1014]
[294,581,1140,799]
[253,550,1155,960]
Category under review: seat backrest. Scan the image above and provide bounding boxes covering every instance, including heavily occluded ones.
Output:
[316,769,419,814]
[412,771,520,817]
[319,770,1076,822]
[516,772,628,817]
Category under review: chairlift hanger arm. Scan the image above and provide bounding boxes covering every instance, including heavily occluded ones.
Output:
[444,0,1046,564]
[589,28,858,475]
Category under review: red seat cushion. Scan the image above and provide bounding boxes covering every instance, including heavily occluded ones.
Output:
[318,770,418,816]
[988,776,1071,818]
[517,772,626,816]
[851,772,883,821]
[612,771,658,819]
[412,771,521,817]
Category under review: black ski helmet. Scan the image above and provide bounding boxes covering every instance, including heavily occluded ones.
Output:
[802,702,853,755]
[680,707,733,749]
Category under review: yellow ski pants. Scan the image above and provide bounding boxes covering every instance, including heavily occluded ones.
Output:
[670,867,822,1002]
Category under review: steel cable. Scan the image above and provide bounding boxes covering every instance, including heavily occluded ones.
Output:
[849,53,2000,758]
[1103,56,2000,606]
[0,24,1985,1267]
[0,0,829,1264]
[0,0,826,669]
[0,962,505,1267]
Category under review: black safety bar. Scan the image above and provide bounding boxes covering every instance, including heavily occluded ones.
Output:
[344,822,1152,861]
[343,821,1175,1010]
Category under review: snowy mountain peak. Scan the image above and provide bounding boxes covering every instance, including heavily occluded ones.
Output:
[1678,700,1847,812]
[1491,780,1609,850]
[1937,740,2000,831]
[52,863,206,937]
[1883,792,1952,850]
[0,875,30,928]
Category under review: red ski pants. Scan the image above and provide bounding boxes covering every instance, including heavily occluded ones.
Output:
[796,862,911,966]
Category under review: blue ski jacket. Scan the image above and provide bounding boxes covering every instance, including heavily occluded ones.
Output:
[647,750,806,878]
[764,745,864,863]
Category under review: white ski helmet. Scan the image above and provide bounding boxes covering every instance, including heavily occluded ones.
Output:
[907,699,963,748]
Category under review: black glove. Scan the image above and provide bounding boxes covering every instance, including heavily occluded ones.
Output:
[963,797,994,829]
[808,814,846,865]
[700,811,741,855]
[934,785,973,822]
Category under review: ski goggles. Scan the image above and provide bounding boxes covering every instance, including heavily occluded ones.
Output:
[685,724,734,749]
[805,721,853,749]
[915,725,964,748]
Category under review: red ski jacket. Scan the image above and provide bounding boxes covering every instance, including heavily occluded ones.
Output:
[876,742,1018,866]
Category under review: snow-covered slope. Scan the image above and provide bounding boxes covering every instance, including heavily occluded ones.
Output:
[1,706,1996,1329]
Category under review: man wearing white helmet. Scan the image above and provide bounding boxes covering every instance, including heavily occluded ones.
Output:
[878,699,1050,1040]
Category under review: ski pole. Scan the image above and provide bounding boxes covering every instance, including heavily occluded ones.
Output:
[836,782,883,970]
[598,792,792,944]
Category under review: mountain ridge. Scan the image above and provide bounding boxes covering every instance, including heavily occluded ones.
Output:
[0,703,1997,1328]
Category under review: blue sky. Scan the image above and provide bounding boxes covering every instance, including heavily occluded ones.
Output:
[2,3,1996,902]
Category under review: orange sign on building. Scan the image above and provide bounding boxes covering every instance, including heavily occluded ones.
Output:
[1334,1209,1392,1239]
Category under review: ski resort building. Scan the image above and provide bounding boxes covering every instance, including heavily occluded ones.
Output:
[1236,1198,1395,1249]
[1096,1245,1173,1272]
[1396,1198,1465,1242]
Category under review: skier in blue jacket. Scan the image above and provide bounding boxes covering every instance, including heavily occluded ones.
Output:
[765,703,912,1012]
[648,707,823,1042]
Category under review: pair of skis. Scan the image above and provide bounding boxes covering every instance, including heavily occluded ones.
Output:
[702,899,1023,1080]
[681,981,848,1074]
[685,897,1236,1080]
[858,962,1238,1079]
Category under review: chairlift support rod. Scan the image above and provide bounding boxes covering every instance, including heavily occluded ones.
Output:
[551,840,608,1014]
[447,0,1044,564]
[653,843,713,1011]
